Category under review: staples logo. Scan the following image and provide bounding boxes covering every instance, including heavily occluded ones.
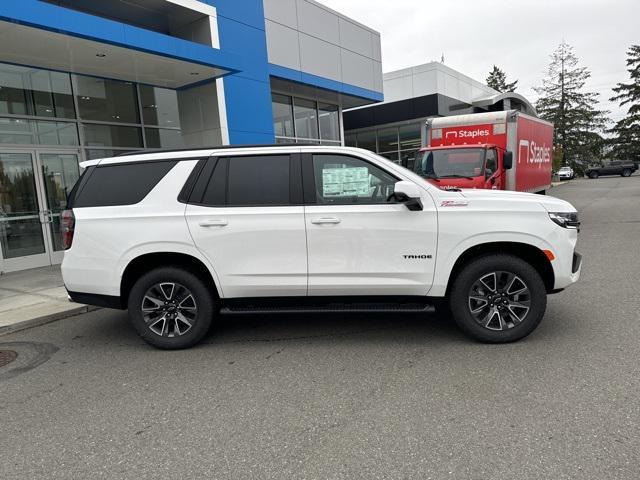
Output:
[518,140,551,165]
[445,129,490,140]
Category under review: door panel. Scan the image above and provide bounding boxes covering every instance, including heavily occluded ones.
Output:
[185,154,307,298]
[304,153,438,296]
[305,204,437,295]
[186,205,308,297]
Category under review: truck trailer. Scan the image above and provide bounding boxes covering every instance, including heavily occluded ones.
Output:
[414,110,553,193]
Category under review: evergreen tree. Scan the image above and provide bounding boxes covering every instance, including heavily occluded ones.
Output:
[486,65,518,93]
[535,42,609,173]
[609,45,640,162]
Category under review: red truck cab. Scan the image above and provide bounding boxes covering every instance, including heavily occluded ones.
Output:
[414,144,513,191]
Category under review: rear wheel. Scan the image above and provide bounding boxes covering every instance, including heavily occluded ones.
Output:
[128,267,215,349]
[621,169,631,177]
[449,255,547,343]
[589,171,599,179]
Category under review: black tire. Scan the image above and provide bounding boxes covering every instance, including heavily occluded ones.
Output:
[128,267,215,349]
[449,254,547,343]
[588,171,598,179]
[621,169,631,177]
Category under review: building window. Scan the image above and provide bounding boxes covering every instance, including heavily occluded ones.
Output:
[0,63,75,119]
[0,118,78,146]
[85,149,134,160]
[139,85,181,128]
[272,94,294,138]
[377,127,398,154]
[318,103,340,144]
[294,98,319,141]
[74,76,140,124]
[0,61,199,160]
[346,123,423,165]
[273,93,340,145]
[144,128,184,149]
[345,133,357,147]
[399,124,421,150]
[356,131,376,152]
[82,124,143,148]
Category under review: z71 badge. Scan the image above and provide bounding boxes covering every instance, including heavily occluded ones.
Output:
[440,200,469,207]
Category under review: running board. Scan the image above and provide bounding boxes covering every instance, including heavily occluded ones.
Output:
[220,300,435,315]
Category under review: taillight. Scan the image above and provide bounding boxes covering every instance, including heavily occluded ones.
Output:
[61,209,75,250]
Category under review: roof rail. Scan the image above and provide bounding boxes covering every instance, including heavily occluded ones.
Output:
[117,143,323,157]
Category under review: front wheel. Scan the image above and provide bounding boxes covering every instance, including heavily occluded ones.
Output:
[128,267,215,349]
[449,255,547,343]
[621,169,631,177]
[589,171,599,179]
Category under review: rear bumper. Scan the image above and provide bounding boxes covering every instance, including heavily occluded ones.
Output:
[68,290,124,310]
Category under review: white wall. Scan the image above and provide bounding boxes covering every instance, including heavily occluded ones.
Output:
[263,0,383,94]
[383,62,497,104]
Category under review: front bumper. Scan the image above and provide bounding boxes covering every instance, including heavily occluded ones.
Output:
[572,252,582,274]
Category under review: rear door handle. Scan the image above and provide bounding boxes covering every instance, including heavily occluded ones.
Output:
[199,219,228,227]
[311,217,341,225]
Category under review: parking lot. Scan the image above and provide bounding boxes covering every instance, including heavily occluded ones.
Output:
[1,176,639,479]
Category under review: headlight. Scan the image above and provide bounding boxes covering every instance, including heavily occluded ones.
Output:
[549,212,580,230]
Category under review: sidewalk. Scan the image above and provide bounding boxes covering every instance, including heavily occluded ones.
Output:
[0,266,92,335]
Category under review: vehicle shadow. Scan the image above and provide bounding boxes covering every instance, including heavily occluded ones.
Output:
[200,310,468,347]
[81,304,577,349]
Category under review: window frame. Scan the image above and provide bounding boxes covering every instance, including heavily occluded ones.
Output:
[185,153,303,208]
[301,152,401,206]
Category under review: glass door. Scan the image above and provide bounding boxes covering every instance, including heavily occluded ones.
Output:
[0,151,51,272]
[35,151,81,265]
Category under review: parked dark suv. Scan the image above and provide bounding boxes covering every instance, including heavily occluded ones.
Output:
[585,161,638,179]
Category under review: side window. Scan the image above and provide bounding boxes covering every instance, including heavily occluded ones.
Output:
[73,160,177,207]
[486,149,497,175]
[312,154,397,205]
[226,155,290,206]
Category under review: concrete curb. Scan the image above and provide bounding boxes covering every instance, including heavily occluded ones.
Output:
[0,305,101,336]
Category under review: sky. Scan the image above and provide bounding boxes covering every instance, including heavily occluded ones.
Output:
[316,0,639,123]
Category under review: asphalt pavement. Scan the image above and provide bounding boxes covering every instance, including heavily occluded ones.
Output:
[1,176,639,480]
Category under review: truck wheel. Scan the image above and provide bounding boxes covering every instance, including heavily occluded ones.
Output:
[449,254,547,343]
[621,169,631,177]
[128,267,215,349]
[589,171,598,179]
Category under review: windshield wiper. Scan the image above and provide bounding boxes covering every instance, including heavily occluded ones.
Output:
[439,174,475,180]
[423,174,440,182]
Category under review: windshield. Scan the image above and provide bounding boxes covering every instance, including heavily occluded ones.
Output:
[414,148,486,179]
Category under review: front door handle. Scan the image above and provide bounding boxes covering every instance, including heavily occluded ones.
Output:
[311,217,341,225]
[199,219,228,227]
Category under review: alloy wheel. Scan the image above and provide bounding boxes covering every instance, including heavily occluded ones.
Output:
[467,271,531,331]
[141,282,198,337]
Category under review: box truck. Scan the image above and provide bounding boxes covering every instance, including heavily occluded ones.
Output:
[414,110,553,193]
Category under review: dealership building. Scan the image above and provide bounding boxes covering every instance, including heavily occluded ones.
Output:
[0,0,383,273]
[343,61,537,166]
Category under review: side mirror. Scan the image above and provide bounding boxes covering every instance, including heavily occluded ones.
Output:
[392,181,423,211]
[503,151,513,170]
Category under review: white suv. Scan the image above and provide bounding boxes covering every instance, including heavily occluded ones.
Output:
[62,146,582,349]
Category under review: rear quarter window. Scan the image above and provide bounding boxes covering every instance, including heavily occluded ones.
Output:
[72,160,177,207]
